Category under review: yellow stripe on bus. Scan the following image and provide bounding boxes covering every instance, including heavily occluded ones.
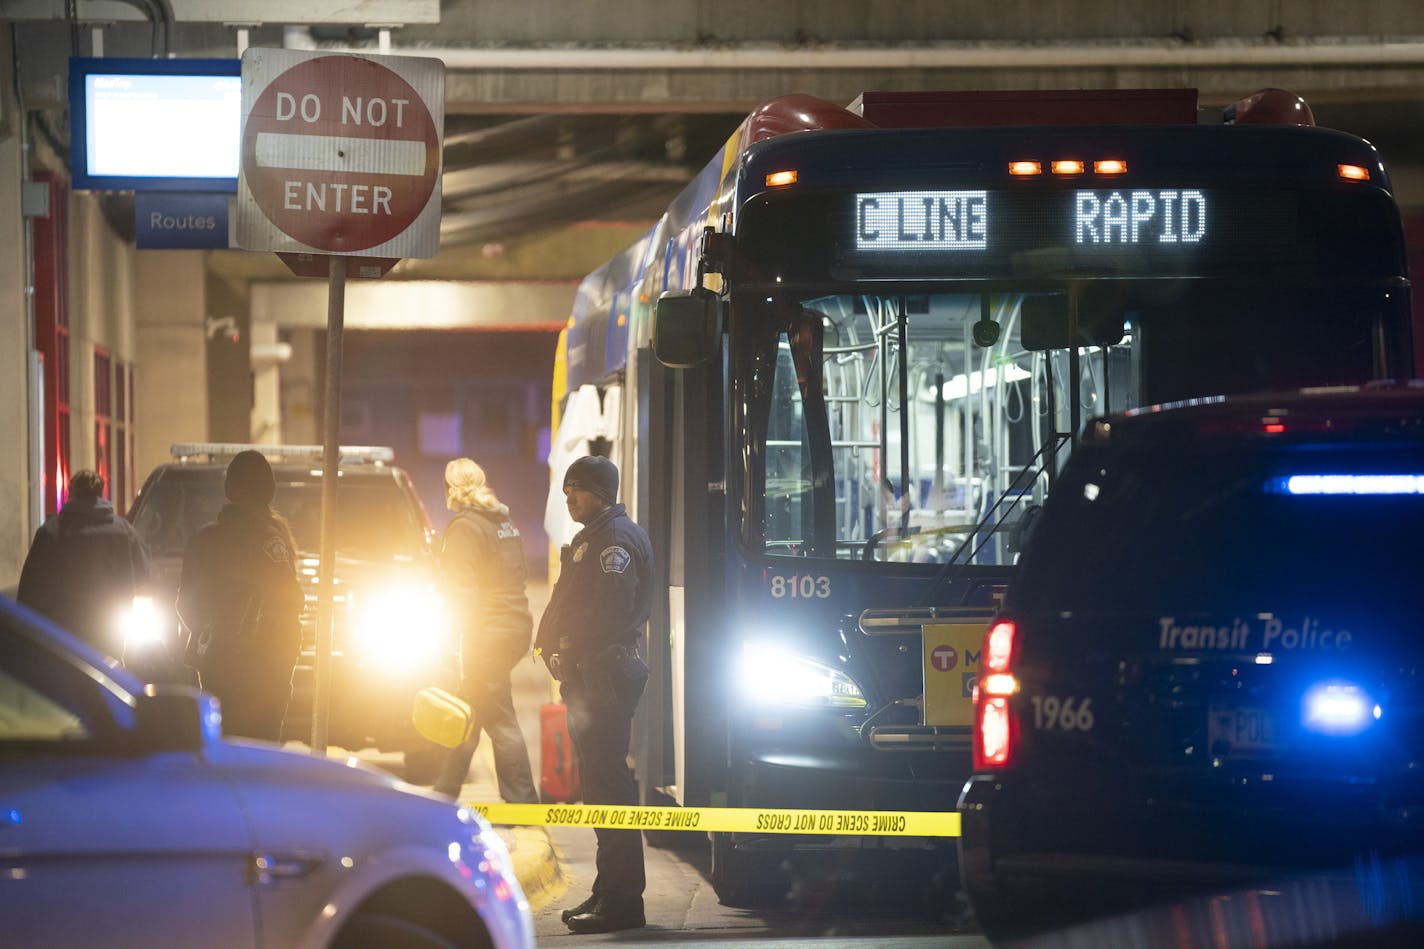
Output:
[462,802,960,837]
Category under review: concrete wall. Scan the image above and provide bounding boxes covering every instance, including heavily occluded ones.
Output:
[0,37,33,590]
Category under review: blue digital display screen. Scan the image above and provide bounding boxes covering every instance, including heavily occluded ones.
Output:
[69,57,241,192]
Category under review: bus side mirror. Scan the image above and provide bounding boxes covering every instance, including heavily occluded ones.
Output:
[1020,295,1125,351]
[653,288,723,368]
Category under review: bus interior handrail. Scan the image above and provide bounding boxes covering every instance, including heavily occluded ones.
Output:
[916,431,1071,607]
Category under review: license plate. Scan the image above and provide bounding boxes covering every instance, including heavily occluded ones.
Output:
[1208,705,1278,755]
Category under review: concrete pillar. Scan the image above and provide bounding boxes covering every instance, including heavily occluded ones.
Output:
[249,319,288,443]
[133,252,209,481]
[281,328,320,445]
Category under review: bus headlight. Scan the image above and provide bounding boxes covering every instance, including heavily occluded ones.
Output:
[350,584,451,668]
[121,595,166,649]
[739,642,866,709]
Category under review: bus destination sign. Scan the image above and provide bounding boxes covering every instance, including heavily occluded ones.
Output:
[855,189,1210,253]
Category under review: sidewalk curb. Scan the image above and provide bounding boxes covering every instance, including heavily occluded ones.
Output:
[495,823,567,913]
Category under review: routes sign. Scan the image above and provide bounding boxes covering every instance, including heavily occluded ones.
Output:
[237,48,443,259]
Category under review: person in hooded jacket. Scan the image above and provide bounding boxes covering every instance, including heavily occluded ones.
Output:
[432,458,539,804]
[18,469,151,658]
[536,454,653,934]
[176,450,304,741]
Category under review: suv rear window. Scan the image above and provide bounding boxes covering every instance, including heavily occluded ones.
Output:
[1014,440,1424,613]
[131,468,429,560]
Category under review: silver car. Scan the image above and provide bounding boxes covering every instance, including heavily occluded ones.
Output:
[0,595,533,949]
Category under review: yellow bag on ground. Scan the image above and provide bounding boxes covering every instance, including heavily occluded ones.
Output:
[412,686,475,748]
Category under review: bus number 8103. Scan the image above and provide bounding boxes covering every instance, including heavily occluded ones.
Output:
[769,574,832,599]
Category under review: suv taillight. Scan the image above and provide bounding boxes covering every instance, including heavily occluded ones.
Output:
[973,619,1020,770]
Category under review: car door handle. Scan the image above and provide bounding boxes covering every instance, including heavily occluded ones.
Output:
[250,851,324,885]
[1,809,19,829]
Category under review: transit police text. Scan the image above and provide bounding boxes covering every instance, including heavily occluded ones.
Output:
[1157,615,1352,652]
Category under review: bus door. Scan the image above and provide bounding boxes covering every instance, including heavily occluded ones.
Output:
[640,349,725,807]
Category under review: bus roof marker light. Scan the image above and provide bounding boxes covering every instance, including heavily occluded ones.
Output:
[1094,159,1128,175]
[1008,160,1042,177]
[765,169,798,187]
[1337,163,1370,182]
[1051,159,1085,176]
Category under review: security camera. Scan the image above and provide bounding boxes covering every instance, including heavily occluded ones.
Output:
[972,318,1000,347]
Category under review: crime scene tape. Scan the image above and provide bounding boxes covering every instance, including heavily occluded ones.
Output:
[463,802,960,837]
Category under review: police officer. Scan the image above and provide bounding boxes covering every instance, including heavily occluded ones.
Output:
[177,450,304,741]
[18,469,151,657]
[537,455,653,934]
[432,458,539,804]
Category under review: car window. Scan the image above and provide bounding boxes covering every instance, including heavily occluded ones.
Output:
[129,476,225,557]
[276,481,429,559]
[0,626,135,753]
[1016,441,1424,614]
[0,667,87,740]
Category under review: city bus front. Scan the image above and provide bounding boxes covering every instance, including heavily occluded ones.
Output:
[659,120,1412,902]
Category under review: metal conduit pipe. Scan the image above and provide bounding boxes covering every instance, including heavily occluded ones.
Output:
[307,39,1424,70]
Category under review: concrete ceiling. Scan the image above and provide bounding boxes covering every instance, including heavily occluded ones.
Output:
[9,1,1424,285]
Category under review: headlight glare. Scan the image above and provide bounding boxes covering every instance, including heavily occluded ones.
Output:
[350,583,450,667]
[739,642,866,709]
[121,595,166,649]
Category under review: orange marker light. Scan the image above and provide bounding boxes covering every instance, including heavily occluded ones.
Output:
[1337,163,1370,182]
[1051,159,1085,176]
[1094,159,1128,175]
[1008,160,1042,177]
[765,169,798,187]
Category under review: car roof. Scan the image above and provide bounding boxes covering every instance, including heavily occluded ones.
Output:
[1082,381,1424,448]
[150,462,403,481]
[143,443,410,483]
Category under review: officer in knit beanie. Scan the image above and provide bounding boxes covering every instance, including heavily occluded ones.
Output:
[562,454,618,505]
[225,449,277,506]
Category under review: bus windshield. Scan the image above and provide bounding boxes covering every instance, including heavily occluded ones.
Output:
[741,281,1405,565]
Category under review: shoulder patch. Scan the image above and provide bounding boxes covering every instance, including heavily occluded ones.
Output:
[263,535,292,564]
[600,545,631,574]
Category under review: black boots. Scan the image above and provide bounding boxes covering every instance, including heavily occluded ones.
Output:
[560,895,645,933]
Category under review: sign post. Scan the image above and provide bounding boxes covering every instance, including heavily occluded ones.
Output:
[236,47,443,755]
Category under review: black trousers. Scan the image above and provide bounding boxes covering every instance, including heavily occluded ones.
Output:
[435,664,539,804]
[201,656,291,742]
[564,677,645,905]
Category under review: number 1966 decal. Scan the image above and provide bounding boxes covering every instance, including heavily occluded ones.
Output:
[769,574,832,599]
[1030,695,1096,732]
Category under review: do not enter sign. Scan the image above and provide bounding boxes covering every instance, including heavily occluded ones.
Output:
[237,49,444,259]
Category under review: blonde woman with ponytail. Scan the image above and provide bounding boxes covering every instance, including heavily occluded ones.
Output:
[432,458,539,804]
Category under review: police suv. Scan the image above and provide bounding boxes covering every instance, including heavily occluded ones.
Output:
[125,443,457,781]
[959,384,1424,944]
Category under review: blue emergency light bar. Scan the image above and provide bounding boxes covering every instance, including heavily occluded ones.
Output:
[1271,474,1424,495]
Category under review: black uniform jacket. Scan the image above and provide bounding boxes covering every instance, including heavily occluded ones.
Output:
[441,506,533,665]
[176,502,305,667]
[534,502,653,667]
[17,496,151,655]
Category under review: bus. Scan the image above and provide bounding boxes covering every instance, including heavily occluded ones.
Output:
[546,87,1414,904]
